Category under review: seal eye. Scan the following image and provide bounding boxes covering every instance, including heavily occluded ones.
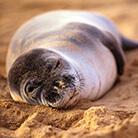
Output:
[54,59,62,69]
[51,59,62,71]
[25,84,36,94]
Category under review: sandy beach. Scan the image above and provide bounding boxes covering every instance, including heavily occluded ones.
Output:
[0,0,138,137]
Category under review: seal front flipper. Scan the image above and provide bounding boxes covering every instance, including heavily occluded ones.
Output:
[99,31,126,75]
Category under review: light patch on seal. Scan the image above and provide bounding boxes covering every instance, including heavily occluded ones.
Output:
[10,90,25,102]
[54,86,61,94]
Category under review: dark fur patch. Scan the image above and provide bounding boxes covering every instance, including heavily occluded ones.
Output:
[8,48,73,102]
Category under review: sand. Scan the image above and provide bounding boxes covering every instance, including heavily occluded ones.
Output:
[0,0,138,137]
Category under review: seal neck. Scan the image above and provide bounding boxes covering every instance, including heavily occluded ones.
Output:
[61,54,99,100]
[75,60,100,100]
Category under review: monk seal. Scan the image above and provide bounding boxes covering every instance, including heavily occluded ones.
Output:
[6,10,138,108]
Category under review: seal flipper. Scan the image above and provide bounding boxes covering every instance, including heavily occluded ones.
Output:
[122,37,138,50]
[99,31,126,75]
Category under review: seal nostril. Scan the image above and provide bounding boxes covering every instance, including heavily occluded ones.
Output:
[53,81,59,87]
[46,92,60,103]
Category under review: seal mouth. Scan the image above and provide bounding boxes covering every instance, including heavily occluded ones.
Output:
[45,92,60,103]
[41,89,80,108]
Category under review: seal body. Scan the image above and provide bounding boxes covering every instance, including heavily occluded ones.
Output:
[7,10,137,108]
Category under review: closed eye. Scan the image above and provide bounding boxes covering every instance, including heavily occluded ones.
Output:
[25,84,36,94]
[52,59,62,71]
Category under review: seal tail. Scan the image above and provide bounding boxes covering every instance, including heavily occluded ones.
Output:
[122,36,138,50]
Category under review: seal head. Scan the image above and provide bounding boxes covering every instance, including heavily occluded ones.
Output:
[8,48,83,108]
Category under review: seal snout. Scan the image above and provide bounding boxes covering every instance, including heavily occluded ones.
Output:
[40,73,79,108]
